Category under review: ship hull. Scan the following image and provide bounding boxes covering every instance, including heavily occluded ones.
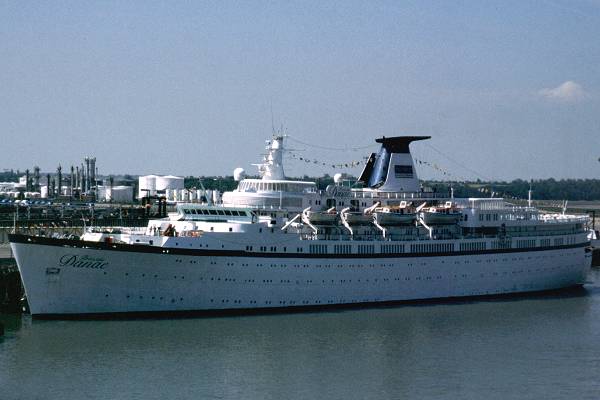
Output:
[9,234,591,317]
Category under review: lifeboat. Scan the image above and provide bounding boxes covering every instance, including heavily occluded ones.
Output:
[306,207,339,225]
[343,211,373,225]
[420,203,462,225]
[374,210,417,226]
[372,201,417,226]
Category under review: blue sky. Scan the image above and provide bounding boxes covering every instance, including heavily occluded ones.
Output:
[1,1,599,180]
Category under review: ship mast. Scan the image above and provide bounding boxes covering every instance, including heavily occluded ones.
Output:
[255,136,287,180]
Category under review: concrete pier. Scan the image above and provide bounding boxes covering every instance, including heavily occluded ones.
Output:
[0,257,21,313]
[0,244,12,259]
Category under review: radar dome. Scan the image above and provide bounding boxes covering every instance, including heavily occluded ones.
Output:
[234,168,246,181]
[333,173,343,184]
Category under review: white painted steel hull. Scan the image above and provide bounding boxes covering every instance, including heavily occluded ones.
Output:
[10,238,591,316]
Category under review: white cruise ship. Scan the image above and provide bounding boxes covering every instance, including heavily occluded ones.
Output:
[9,135,593,317]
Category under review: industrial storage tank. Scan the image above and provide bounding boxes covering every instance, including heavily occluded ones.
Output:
[138,175,157,198]
[155,175,184,192]
[106,186,134,203]
[96,186,107,200]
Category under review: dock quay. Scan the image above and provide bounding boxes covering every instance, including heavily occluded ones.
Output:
[0,249,21,313]
[0,202,161,244]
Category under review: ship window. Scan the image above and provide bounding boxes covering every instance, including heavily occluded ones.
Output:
[394,165,413,178]
[217,210,225,215]
[209,210,217,215]
[184,209,190,214]
[240,211,248,216]
[224,210,232,216]
[202,210,209,215]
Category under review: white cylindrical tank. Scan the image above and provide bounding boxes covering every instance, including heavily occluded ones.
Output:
[212,190,221,204]
[40,186,48,198]
[138,175,157,198]
[138,175,147,196]
[106,186,133,203]
[155,176,167,191]
[156,175,184,191]
[97,185,106,201]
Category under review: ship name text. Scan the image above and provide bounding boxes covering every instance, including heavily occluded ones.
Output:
[59,254,108,270]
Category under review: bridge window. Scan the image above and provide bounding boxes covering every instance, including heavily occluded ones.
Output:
[394,165,413,178]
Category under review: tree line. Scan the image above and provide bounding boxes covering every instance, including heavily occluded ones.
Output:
[429,179,600,201]
[184,175,600,201]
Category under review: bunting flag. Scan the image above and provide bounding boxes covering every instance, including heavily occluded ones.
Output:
[413,157,464,180]
[288,152,365,169]
[287,151,526,202]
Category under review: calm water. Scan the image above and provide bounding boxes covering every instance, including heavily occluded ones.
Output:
[2,270,600,400]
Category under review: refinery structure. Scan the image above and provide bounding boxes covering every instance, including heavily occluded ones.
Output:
[0,157,100,201]
[0,157,191,204]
